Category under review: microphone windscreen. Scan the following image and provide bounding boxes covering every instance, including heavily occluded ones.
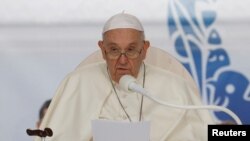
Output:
[26,129,33,135]
[44,128,53,137]
[26,129,46,137]
[119,75,136,92]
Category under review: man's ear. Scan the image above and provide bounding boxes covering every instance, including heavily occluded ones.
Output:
[98,40,106,60]
[142,41,150,60]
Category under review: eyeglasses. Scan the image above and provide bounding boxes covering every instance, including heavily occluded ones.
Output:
[105,48,143,59]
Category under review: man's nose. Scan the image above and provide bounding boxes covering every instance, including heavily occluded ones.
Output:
[118,53,128,64]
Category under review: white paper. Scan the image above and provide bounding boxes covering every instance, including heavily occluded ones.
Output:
[91,119,150,141]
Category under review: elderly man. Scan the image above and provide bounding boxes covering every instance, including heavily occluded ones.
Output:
[35,13,215,141]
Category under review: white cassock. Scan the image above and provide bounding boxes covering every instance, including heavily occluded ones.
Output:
[35,62,215,141]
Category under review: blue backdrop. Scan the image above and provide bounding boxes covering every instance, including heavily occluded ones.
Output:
[167,0,250,124]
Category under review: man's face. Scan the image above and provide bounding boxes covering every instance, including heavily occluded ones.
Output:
[98,28,150,83]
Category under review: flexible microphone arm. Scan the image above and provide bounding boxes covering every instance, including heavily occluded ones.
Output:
[119,75,242,125]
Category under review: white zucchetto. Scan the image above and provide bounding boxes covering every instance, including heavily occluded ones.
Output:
[102,12,144,34]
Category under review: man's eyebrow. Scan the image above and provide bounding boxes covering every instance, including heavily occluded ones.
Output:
[105,41,140,48]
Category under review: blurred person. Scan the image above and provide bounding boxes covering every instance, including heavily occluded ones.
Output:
[36,99,51,128]
[35,12,216,141]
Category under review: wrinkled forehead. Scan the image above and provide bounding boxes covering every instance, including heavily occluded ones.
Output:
[102,28,145,43]
[102,28,145,45]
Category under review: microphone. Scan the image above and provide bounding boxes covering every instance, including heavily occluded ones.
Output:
[26,128,53,137]
[119,75,242,125]
[44,128,53,137]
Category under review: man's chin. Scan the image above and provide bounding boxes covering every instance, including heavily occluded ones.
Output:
[118,72,131,77]
[116,73,131,82]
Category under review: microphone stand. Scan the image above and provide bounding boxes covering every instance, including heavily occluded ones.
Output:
[129,82,242,125]
[119,75,242,125]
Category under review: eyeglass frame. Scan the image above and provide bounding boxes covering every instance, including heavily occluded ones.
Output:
[104,47,143,60]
